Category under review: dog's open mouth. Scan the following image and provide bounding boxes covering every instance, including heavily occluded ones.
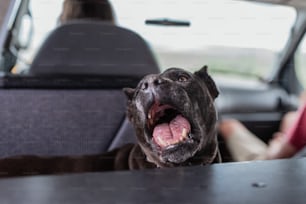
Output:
[147,102,191,149]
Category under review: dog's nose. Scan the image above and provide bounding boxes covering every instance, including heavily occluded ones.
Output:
[141,76,165,91]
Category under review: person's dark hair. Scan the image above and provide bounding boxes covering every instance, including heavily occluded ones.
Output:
[59,0,115,24]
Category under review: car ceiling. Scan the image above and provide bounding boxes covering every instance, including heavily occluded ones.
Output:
[245,0,306,9]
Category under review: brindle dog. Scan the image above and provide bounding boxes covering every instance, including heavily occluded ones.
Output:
[0,66,220,177]
[124,66,220,168]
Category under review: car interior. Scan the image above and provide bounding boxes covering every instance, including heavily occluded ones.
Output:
[1,1,306,203]
[0,0,305,165]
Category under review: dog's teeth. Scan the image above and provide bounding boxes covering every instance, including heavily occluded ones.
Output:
[169,139,178,146]
[156,136,167,147]
[148,113,154,126]
[182,128,187,138]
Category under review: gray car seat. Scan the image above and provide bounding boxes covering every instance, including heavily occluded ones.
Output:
[29,21,159,77]
[0,21,159,157]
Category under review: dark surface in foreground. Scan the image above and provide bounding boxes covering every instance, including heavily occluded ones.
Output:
[0,158,305,204]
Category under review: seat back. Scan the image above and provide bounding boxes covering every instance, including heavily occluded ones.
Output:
[0,22,159,157]
[0,75,138,157]
[29,21,159,77]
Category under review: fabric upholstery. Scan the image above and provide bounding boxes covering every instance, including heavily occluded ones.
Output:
[29,21,160,77]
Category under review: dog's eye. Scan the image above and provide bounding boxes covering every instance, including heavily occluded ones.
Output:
[178,75,189,82]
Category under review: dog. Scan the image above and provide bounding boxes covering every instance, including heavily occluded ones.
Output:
[0,66,220,177]
[123,66,220,168]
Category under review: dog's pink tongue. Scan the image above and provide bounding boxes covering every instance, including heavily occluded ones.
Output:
[153,115,190,148]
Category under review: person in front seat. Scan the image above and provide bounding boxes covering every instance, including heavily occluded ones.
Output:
[59,0,116,24]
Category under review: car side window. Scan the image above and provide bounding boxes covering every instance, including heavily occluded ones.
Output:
[295,34,306,88]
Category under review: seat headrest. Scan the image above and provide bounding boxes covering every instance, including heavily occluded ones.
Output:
[29,21,160,77]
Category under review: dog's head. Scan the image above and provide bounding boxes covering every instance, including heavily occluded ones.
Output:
[124,66,219,167]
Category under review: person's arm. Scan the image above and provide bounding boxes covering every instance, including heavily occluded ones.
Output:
[266,103,306,159]
[285,103,306,151]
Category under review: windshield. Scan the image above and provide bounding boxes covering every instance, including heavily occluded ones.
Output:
[17,0,296,84]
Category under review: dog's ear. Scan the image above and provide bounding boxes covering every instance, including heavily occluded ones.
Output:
[123,88,135,101]
[123,88,136,122]
[194,65,219,99]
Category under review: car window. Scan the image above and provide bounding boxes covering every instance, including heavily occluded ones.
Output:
[16,0,295,86]
[112,0,296,85]
[295,34,306,88]
[15,0,64,72]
